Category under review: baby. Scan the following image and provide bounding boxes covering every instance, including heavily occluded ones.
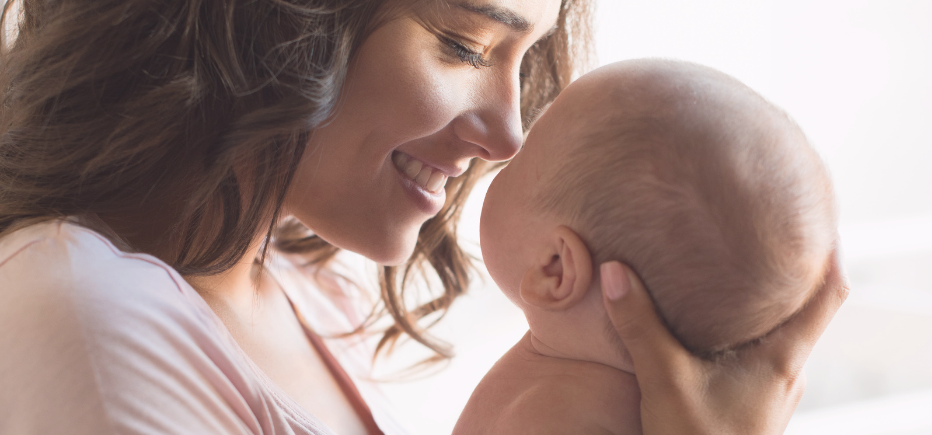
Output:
[453,59,837,434]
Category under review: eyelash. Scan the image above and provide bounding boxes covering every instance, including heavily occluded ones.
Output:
[442,36,491,68]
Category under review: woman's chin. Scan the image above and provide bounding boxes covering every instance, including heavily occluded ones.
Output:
[292,214,422,266]
[368,251,416,267]
[358,236,420,267]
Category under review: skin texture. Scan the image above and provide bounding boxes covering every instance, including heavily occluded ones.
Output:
[466,60,847,434]
[454,333,641,435]
[188,1,562,433]
[522,60,835,356]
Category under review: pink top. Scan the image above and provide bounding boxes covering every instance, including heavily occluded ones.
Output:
[0,220,408,435]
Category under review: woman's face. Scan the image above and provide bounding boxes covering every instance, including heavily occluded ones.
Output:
[286,0,562,265]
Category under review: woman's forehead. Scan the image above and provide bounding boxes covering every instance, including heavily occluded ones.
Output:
[443,0,562,33]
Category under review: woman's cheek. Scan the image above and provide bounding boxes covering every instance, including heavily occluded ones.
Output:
[393,61,465,137]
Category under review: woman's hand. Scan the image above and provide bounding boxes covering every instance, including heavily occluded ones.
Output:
[599,250,849,435]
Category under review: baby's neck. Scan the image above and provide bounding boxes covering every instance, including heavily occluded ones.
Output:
[453,332,642,435]
[524,311,637,375]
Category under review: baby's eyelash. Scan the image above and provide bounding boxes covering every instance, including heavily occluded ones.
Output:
[442,37,491,68]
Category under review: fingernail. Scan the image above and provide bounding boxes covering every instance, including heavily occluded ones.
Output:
[601,262,630,301]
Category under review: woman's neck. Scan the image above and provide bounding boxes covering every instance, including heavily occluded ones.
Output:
[185,235,268,313]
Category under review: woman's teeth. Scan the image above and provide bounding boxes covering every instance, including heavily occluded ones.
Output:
[392,152,447,193]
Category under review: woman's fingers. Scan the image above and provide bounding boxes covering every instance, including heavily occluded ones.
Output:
[757,248,850,372]
[600,261,692,377]
[600,251,848,435]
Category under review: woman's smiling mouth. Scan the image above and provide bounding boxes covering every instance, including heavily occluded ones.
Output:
[392,151,448,193]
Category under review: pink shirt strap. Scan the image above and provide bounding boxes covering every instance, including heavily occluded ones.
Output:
[287,298,385,435]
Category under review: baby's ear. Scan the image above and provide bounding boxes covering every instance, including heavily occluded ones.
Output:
[519,225,593,311]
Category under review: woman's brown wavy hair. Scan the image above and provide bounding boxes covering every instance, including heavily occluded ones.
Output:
[0,0,592,362]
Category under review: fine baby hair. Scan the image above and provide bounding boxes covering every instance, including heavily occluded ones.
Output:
[536,59,837,358]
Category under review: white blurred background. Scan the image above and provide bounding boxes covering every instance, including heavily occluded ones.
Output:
[376,1,932,434]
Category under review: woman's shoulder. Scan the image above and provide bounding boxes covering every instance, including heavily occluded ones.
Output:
[0,219,335,435]
[0,219,201,324]
[0,220,220,433]
[1,218,184,287]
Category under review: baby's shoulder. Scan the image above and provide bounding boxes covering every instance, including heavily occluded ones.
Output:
[455,339,642,435]
[502,365,641,435]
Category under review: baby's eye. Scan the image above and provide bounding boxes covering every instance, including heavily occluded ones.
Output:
[441,36,491,69]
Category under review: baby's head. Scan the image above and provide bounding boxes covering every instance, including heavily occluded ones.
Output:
[480,59,837,362]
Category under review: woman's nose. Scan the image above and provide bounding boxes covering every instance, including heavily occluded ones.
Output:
[452,70,524,162]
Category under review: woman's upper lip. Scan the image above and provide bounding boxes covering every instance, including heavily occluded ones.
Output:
[396,151,469,178]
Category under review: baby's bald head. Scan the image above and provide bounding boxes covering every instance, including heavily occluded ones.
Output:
[534,59,837,358]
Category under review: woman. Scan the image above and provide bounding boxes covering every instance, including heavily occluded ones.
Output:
[0,0,847,434]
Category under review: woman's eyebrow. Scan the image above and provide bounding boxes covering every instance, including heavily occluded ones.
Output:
[455,2,532,33]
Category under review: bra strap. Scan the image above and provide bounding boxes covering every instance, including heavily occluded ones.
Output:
[286,298,385,435]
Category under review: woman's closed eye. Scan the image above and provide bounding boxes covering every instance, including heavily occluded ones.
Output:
[440,36,491,68]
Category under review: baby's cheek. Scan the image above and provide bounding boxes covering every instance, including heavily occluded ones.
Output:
[480,200,517,292]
